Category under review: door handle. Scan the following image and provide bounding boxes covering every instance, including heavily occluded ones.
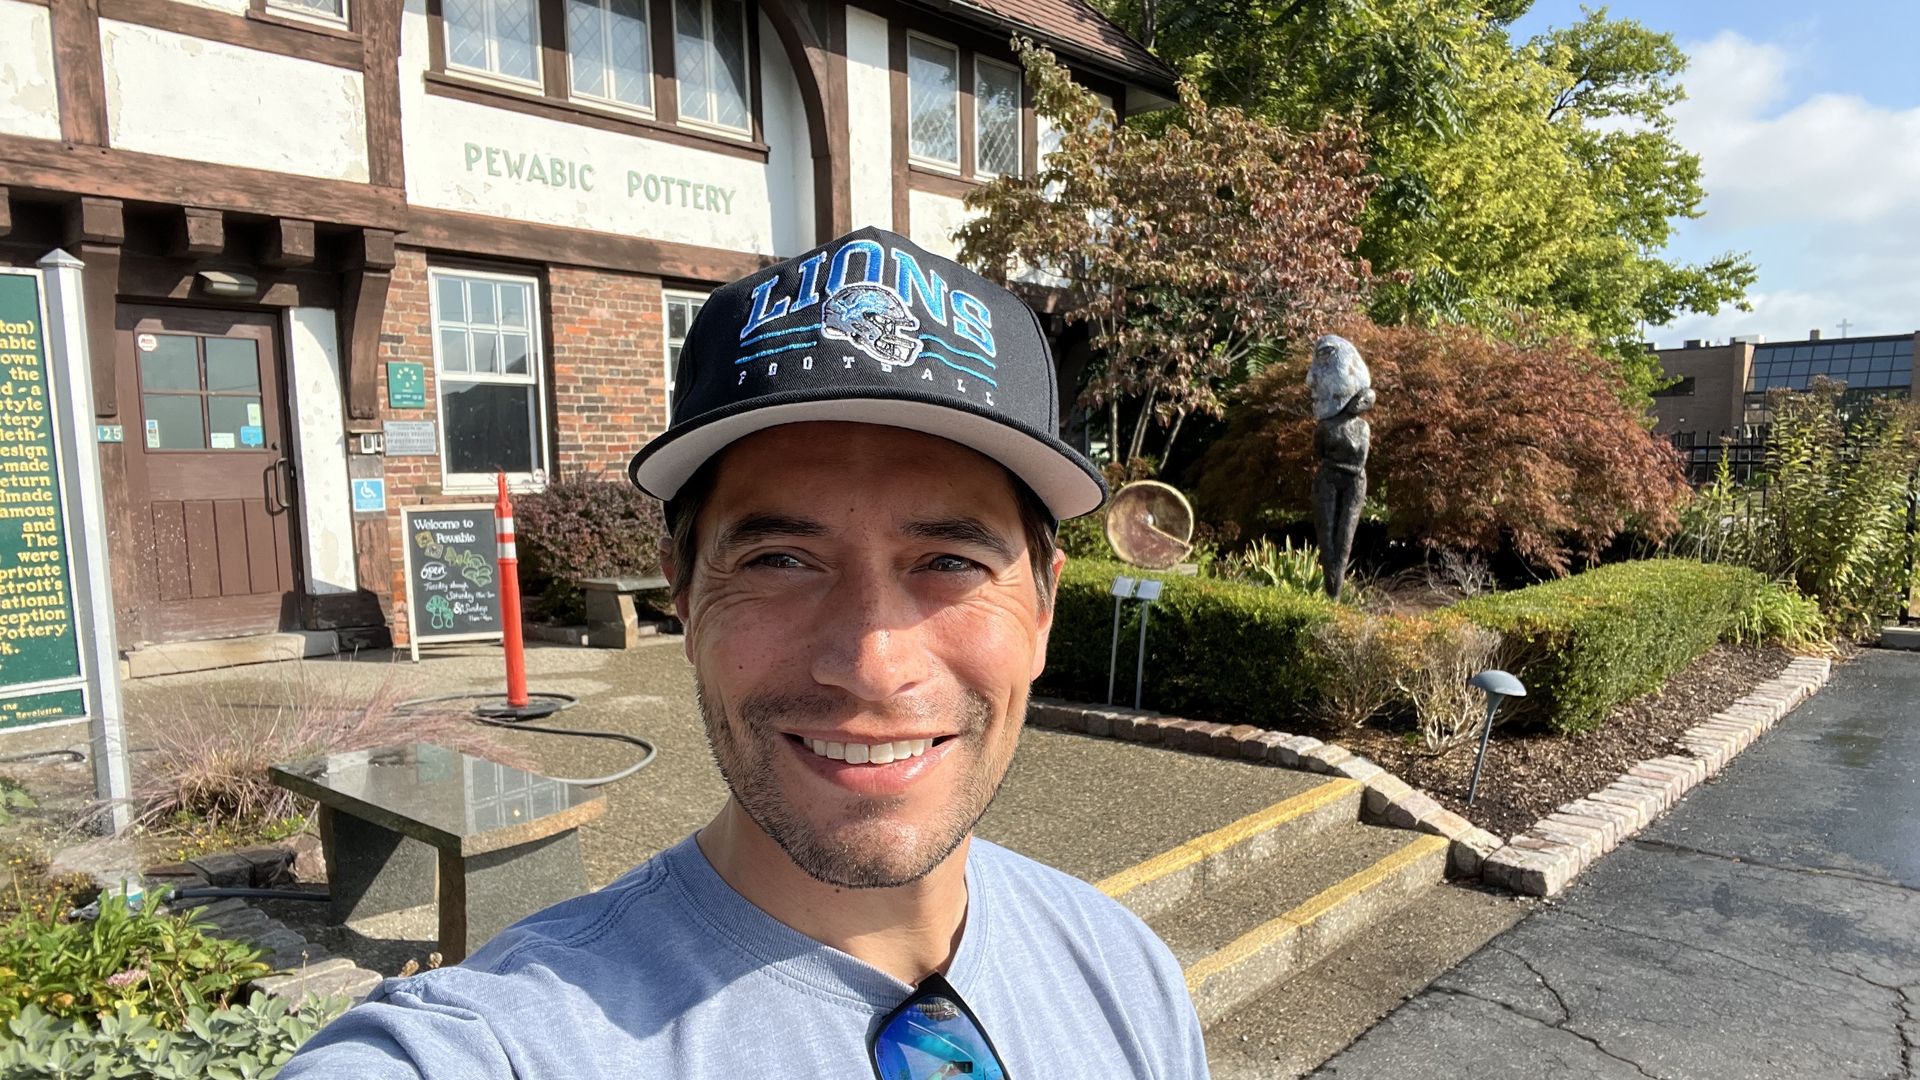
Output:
[265,456,294,513]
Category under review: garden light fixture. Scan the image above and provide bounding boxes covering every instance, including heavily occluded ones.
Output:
[1466,669,1526,807]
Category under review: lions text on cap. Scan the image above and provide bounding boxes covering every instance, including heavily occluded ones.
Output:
[735,237,1000,395]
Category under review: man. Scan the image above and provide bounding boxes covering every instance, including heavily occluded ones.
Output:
[282,227,1209,1078]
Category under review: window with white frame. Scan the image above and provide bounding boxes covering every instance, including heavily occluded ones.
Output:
[663,291,707,395]
[431,269,548,486]
[675,0,751,132]
[568,0,653,111]
[266,0,348,24]
[974,58,1022,177]
[445,0,542,86]
[907,36,960,168]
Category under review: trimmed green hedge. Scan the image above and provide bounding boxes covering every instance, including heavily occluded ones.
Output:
[1455,559,1770,734]
[1041,559,1336,727]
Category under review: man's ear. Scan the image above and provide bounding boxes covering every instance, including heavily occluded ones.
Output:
[1029,547,1068,681]
[658,537,692,627]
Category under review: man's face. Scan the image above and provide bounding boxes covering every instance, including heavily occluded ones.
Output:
[675,422,1061,889]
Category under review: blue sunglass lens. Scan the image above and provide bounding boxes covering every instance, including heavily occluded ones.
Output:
[871,990,1008,1080]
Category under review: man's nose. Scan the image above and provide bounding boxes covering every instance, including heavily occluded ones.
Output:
[809,565,926,703]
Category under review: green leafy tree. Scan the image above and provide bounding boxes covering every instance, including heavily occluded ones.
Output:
[1099,0,1754,392]
[957,41,1374,463]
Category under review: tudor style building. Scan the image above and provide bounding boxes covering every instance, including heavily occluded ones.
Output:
[0,0,1172,657]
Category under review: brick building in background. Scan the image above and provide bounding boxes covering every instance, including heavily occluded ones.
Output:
[0,0,1172,663]
[1650,330,1916,441]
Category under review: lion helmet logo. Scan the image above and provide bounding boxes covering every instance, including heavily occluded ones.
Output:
[821,283,922,369]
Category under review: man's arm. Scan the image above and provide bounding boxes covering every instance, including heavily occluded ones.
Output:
[278,979,516,1079]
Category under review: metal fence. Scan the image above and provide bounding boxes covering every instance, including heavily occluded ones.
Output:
[1667,431,1768,484]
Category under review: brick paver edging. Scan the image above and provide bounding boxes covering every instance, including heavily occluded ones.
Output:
[1028,654,1832,897]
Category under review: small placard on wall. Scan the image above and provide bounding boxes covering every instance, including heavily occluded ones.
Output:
[387,362,427,409]
[383,420,438,456]
[96,424,123,444]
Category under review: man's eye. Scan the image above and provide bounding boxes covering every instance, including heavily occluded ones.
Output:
[748,552,805,570]
[926,555,982,574]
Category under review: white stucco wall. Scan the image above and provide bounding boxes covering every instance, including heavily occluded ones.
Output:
[399,0,813,257]
[759,12,815,256]
[908,189,970,258]
[167,0,250,14]
[0,1,61,141]
[845,6,894,231]
[286,309,357,596]
[101,21,371,182]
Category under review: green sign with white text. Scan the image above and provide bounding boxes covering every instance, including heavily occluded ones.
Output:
[0,273,82,699]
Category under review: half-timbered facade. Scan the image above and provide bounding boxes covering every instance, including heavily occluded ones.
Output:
[0,0,1170,655]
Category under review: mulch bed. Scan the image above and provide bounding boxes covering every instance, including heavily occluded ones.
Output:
[1328,644,1797,841]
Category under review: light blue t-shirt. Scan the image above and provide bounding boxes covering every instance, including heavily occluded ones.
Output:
[280,835,1209,1078]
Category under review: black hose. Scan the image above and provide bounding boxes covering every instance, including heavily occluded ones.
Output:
[0,748,86,765]
[172,887,331,903]
[396,693,657,787]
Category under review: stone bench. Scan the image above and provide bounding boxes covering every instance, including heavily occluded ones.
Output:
[581,574,676,648]
[270,742,606,963]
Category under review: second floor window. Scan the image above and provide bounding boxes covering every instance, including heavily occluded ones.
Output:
[568,0,653,111]
[974,58,1021,177]
[907,36,960,168]
[676,0,751,132]
[447,0,542,85]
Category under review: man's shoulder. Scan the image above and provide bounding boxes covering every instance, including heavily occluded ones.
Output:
[969,838,1161,946]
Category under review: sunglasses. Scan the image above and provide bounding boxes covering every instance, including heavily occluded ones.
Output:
[869,972,1011,1080]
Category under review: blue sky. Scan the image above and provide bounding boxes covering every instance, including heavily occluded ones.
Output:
[1509,2,1920,346]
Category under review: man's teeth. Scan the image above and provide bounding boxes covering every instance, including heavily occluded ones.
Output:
[805,738,932,764]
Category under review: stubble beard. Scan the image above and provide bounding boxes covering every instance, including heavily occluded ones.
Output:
[697,681,1011,889]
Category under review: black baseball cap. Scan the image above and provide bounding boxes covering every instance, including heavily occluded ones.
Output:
[628,226,1106,520]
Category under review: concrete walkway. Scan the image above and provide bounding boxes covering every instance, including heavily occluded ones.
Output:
[1315,648,1920,1079]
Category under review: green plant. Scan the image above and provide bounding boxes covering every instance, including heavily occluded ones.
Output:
[514,472,667,624]
[1225,537,1324,594]
[1729,580,1832,652]
[0,993,348,1079]
[1311,610,1413,728]
[1455,559,1768,734]
[1042,559,1336,726]
[0,887,270,1030]
[0,778,33,828]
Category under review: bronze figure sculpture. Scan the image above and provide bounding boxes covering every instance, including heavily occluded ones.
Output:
[1308,334,1372,600]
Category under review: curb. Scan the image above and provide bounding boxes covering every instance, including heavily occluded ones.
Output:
[1480,655,1832,896]
[1029,653,1832,896]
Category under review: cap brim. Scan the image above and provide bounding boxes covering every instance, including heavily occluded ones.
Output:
[629,391,1107,520]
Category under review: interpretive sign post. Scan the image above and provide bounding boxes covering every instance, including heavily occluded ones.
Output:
[0,253,130,832]
[400,505,503,662]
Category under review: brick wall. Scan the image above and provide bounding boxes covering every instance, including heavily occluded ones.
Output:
[370,250,669,644]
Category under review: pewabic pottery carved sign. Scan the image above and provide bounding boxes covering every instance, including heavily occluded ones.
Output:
[462,142,739,216]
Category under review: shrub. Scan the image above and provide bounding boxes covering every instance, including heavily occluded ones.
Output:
[1312,610,1415,728]
[0,888,270,1030]
[1395,615,1502,752]
[131,671,529,833]
[514,473,667,624]
[1729,580,1831,652]
[1455,559,1767,734]
[0,993,348,1079]
[1042,559,1336,726]
[1194,319,1691,574]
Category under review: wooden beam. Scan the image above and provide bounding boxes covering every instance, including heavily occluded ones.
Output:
[63,196,123,418]
[49,0,108,145]
[405,206,774,284]
[174,207,225,258]
[340,229,397,421]
[0,187,10,238]
[0,134,408,232]
[262,218,317,267]
[360,0,405,188]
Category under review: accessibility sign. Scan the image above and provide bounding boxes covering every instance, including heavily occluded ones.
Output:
[352,478,387,513]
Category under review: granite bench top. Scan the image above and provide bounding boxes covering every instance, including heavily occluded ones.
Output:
[270,743,606,858]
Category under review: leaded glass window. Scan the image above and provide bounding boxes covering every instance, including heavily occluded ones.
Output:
[677,0,751,132]
[268,0,348,23]
[445,0,541,86]
[569,0,653,111]
[975,59,1021,177]
[908,36,960,168]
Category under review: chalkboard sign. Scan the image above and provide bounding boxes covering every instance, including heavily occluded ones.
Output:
[401,505,501,661]
[0,271,85,727]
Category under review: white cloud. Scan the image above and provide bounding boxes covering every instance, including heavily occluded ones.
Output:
[1651,30,1920,345]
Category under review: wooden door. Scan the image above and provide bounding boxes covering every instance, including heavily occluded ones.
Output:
[118,306,299,642]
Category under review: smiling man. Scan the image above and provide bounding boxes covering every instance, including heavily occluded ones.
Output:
[281,227,1208,1079]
